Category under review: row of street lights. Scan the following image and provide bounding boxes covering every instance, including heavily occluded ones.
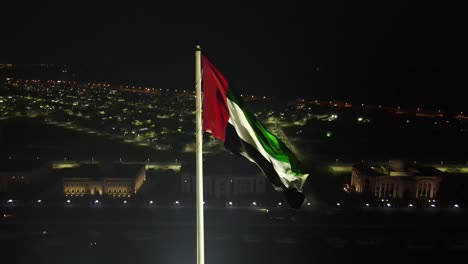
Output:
[335,201,461,209]
[4,199,313,208]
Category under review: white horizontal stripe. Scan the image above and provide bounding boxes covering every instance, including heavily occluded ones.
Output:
[227,99,308,190]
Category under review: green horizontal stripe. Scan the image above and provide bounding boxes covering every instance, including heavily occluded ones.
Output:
[227,89,304,176]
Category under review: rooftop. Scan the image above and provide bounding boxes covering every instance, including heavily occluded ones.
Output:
[61,163,143,179]
[354,161,443,178]
[0,160,50,172]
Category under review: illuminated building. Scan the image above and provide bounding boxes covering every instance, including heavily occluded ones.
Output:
[351,160,442,199]
[61,163,146,197]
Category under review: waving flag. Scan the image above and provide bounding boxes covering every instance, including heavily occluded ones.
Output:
[202,55,309,209]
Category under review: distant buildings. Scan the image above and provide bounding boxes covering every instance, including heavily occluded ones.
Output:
[181,174,266,199]
[351,160,443,200]
[0,160,53,193]
[61,163,146,197]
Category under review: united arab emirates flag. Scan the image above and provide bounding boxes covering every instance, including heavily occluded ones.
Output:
[202,56,309,209]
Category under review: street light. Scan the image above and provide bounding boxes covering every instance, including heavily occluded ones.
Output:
[37,200,42,203]
[94,200,99,204]
[175,201,180,205]
[252,202,256,206]
[66,200,71,204]
[149,200,154,205]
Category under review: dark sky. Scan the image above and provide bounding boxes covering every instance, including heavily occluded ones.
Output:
[1,1,466,109]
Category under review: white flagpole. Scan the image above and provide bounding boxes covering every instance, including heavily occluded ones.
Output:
[195,45,205,264]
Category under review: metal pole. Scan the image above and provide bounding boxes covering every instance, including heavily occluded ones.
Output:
[195,45,205,264]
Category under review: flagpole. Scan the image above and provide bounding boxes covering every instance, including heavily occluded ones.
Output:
[195,44,205,264]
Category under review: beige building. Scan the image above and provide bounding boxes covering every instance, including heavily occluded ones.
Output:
[62,163,146,197]
[351,160,443,200]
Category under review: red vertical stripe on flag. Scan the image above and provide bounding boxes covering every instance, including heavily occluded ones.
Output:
[202,56,230,142]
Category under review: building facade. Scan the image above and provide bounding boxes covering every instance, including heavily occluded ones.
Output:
[62,163,146,197]
[351,160,443,200]
[0,160,53,193]
[181,174,266,199]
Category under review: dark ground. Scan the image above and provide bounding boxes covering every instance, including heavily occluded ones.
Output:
[1,207,468,264]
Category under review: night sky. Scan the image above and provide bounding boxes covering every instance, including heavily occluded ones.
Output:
[1,1,466,109]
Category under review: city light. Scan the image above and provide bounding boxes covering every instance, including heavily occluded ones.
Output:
[252,202,256,206]
[278,202,282,206]
[386,203,391,207]
[149,200,154,204]
[409,204,414,207]
[307,202,311,206]
[365,203,369,207]
[7,199,13,203]
[454,204,460,208]
[37,200,42,203]
[336,203,341,206]
[123,200,127,204]
[228,201,233,206]
[66,200,71,204]
[175,201,180,205]
[430,204,436,208]
[94,200,99,204]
